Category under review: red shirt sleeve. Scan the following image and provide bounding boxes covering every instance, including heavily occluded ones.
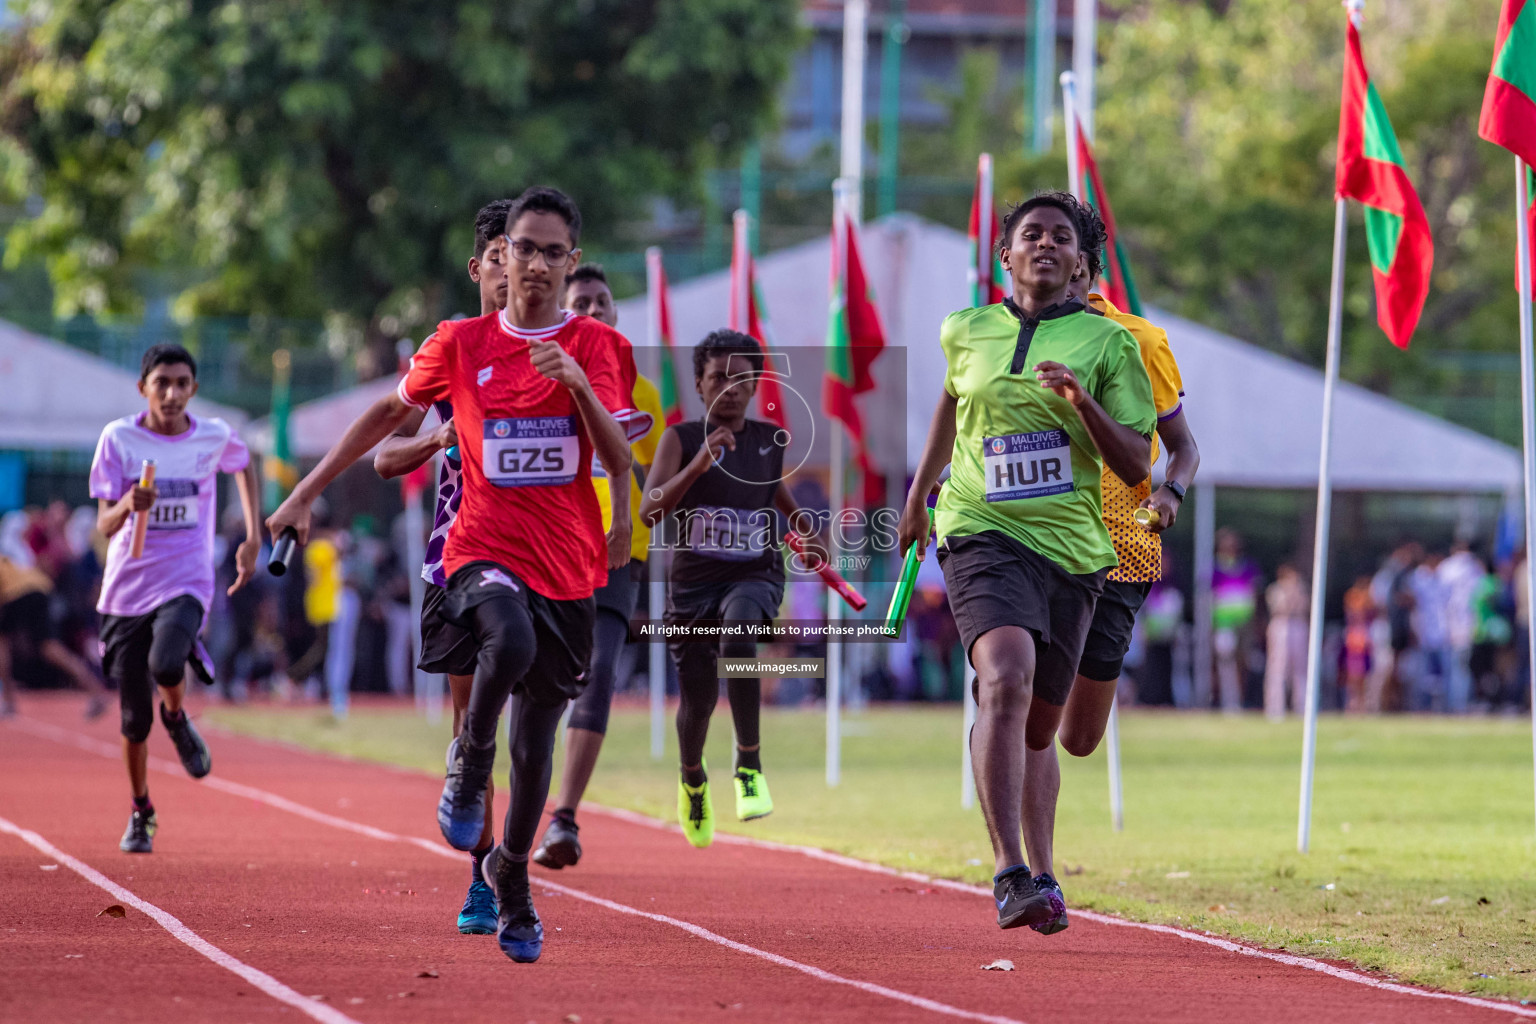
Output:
[579,324,627,416]
[398,328,452,410]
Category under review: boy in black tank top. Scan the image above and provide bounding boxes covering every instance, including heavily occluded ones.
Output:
[640,330,820,849]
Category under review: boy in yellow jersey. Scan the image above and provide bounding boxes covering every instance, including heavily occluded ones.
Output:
[534,264,665,869]
[899,192,1156,931]
[1021,208,1201,935]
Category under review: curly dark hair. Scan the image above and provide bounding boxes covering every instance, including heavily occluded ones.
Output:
[692,328,763,382]
[472,199,514,259]
[997,191,1106,283]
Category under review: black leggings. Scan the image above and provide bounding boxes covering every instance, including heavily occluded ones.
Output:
[104,596,202,744]
[567,609,627,735]
[673,587,766,770]
[457,589,570,857]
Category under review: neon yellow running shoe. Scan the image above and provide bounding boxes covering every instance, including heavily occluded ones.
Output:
[733,767,773,821]
[678,777,714,848]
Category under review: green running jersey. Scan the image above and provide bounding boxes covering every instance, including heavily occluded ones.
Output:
[935,301,1156,576]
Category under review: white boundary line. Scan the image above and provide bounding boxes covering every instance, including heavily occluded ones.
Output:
[13,715,1536,1020]
[0,814,364,1024]
[6,717,1023,1024]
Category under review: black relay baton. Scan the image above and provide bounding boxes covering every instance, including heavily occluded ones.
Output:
[267,527,298,577]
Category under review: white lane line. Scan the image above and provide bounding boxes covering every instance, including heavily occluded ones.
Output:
[0,815,364,1024]
[7,716,1025,1024]
[18,715,1536,1021]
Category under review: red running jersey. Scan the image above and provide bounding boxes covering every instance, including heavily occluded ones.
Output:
[399,310,633,600]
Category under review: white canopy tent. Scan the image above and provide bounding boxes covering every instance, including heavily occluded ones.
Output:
[246,374,398,458]
[0,318,247,450]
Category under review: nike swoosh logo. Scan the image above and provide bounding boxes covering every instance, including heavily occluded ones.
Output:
[995,897,1008,911]
[759,446,773,455]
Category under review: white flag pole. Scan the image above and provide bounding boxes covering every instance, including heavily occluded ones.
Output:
[1072,0,1097,143]
[1514,157,1536,837]
[1061,67,1124,831]
[731,210,751,332]
[645,246,667,761]
[1298,195,1349,855]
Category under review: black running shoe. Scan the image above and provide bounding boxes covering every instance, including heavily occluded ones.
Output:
[1030,873,1069,934]
[532,814,581,870]
[481,845,543,963]
[993,865,1054,930]
[120,809,156,853]
[437,737,494,851]
[160,703,211,779]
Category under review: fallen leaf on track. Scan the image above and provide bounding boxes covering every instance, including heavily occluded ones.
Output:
[416,969,439,979]
[981,959,1014,971]
[97,905,126,919]
[40,864,58,871]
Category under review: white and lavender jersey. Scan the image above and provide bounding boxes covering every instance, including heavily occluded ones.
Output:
[421,400,462,588]
[89,412,250,618]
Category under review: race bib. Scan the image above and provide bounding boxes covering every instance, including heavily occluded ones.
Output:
[483,416,579,487]
[982,429,1074,502]
[143,477,199,531]
[682,505,772,561]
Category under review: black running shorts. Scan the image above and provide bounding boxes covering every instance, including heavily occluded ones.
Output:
[418,582,477,676]
[594,559,642,622]
[937,530,1106,707]
[442,560,595,704]
[1077,579,1154,683]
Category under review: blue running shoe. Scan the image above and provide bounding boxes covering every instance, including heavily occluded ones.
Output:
[457,876,499,935]
[1030,873,1069,935]
[482,845,543,963]
[993,865,1053,930]
[437,737,493,851]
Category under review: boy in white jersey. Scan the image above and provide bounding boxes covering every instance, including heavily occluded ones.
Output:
[89,345,261,853]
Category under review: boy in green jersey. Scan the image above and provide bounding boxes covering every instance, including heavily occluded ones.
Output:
[897,191,1155,931]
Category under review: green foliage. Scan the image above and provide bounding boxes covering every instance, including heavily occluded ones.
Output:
[982,0,1521,428]
[0,0,799,359]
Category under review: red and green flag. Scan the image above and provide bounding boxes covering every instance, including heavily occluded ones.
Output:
[645,247,684,426]
[729,213,789,430]
[1478,0,1536,293]
[1337,16,1433,350]
[1073,132,1142,317]
[823,207,886,490]
[263,348,297,510]
[968,154,1006,307]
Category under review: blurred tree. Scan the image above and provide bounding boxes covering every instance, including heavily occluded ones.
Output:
[0,0,799,373]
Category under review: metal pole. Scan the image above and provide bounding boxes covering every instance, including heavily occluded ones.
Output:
[876,0,906,218]
[1298,197,1349,855]
[1192,481,1215,710]
[961,662,976,809]
[826,181,852,788]
[840,0,868,211]
[1031,0,1055,154]
[1061,72,1082,196]
[1071,0,1097,142]
[1106,698,1124,831]
[1514,157,1536,837]
[645,247,668,761]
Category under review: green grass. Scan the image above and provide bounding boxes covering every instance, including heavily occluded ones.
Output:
[207,703,1536,1001]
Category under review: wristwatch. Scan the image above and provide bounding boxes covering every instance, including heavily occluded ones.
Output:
[1161,480,1186,503]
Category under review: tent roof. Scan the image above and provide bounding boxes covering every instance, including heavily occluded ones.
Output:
[615,214,1520,493]
[0,318,247,451]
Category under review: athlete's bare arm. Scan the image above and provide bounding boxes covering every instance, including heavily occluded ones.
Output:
[1140,409,1200,534]
[897,389,958,561]
[97,484,157,538]
[267,392,413,544]
[228,462,262,595]
[638,425,733,528]
[773,481,829,565]
[1033,360,1151,488]
[605,471,632,570]
[374,407,458,480]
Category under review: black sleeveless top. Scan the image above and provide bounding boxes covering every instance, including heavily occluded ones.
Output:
[670,418,786,584]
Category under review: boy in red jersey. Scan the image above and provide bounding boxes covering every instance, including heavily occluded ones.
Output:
[268,187,633,964]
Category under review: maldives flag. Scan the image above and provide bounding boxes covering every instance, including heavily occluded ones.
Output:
[729,214,788,430]
[823,207,886,486]
[1074,132,1143,317]
[1478,0,1536,292]
[968,154,1006,307]
[645,247,684,426]
[1337,17,1433,350]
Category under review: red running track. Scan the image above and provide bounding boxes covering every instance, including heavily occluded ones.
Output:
[2,694,1530,1024]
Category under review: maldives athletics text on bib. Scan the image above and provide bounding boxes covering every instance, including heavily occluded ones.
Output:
[983,428,1074,502]
[483,415,579,487]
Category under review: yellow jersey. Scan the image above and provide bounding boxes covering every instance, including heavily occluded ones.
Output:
[594,374,666,563]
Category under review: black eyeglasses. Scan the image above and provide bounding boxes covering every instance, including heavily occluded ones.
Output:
[504,235,577,267]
